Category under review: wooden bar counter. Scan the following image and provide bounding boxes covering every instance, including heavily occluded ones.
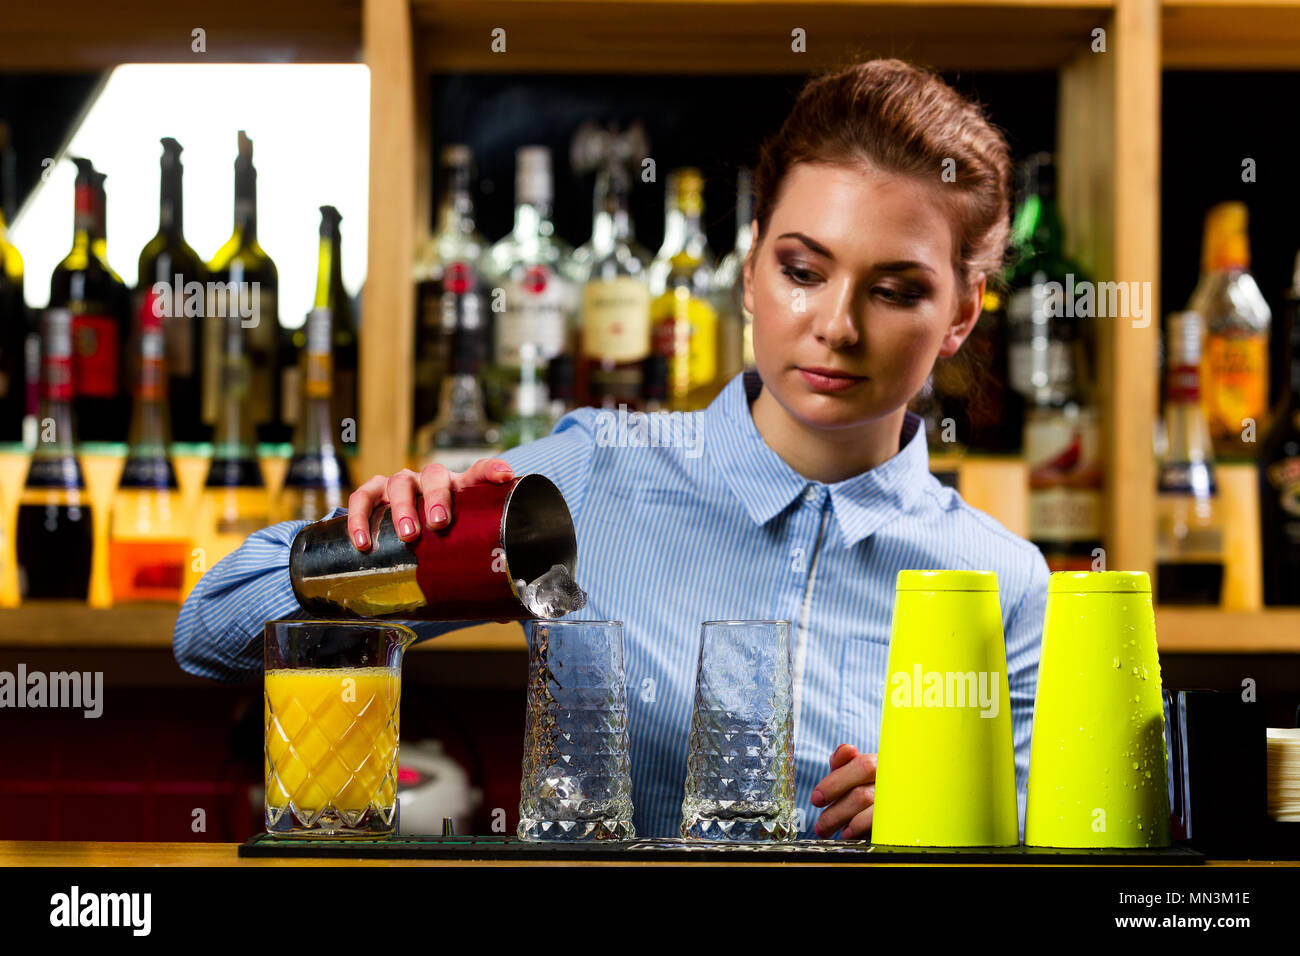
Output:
[3,841,1298,867]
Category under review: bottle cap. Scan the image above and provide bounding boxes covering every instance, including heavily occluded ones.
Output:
[516,146,552,205]
[441,144,471,167]
[1201,202,1250,272]
[1048,570,1151,594]
[895,569,999,591]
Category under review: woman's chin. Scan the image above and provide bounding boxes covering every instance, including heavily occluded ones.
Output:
[775,389,894,432]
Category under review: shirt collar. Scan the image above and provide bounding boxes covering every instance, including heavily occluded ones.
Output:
[706,369,934,547]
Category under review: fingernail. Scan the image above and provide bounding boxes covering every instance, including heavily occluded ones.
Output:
[353,530,367,548]
[431,505,448,524]
[811,789,824,806]
[492,463,511,474]
[399,517,416,537]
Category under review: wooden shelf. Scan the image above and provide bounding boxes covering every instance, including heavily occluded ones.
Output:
[414,0,1113,74]
[1157,609,1300,653]
[0,604,525,652]
[1164,0,1300,69]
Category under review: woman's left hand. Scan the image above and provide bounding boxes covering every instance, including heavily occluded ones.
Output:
[810,743,876,839]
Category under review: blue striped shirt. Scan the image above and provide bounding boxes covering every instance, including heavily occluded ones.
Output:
[174,369,1049,839]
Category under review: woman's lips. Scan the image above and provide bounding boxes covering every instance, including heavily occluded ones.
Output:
[797,367,867,392]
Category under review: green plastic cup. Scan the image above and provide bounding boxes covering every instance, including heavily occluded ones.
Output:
[1025,571,1171,848]
[871,570,1019,847]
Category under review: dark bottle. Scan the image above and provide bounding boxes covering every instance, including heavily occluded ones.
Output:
[49,158,131,443]
[412,145,488,437]
[0,120,26,443]
[207,131,284,445]
[276,306,353,523]
[420,295,500,471]
[1260,254,1300,606]
[16,308,93,600]
[285,206,357,441]
[137,137,209,444]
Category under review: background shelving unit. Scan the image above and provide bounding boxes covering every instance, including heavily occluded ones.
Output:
[0,0,1294,655]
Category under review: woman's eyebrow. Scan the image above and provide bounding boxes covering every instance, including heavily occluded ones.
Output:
[777,233,936,275]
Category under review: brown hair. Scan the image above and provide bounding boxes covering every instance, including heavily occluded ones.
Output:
[753,57,1013,292]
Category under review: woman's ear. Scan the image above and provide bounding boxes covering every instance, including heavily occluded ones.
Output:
[741,219,758,317]
[937,273,985,359]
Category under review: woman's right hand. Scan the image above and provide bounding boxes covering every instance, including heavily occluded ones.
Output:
[345,458,515,551]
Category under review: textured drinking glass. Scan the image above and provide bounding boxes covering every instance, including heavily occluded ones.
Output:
[1026,571,1171,848]
[518,620,635,840]
[680,620,796,841]
[872,571,1019,847]
[264,620,416,838]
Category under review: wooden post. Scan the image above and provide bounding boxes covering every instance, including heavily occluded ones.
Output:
[361,0,417,483]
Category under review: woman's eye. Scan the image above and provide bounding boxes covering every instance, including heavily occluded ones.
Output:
[780,265,819,285]
[875,286,925,306]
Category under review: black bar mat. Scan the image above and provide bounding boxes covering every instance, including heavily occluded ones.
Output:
[238,834,1204,864]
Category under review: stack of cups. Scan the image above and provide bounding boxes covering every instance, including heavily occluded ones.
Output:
[1025,571,1170,848]
[872,571,1019,847]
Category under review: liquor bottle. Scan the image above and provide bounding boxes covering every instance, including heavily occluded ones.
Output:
[642,353,668,413]
[579,159,651,409]
[712,167,753,382]
[648,169,685,297]
[651,168,719,411]
[137,137,208,444]
[286,206,357,437]
[108,303,189,603]
[1260,254,1300,606]
[1156,311,1225,605]
[0,122,25,443]
[207,131,284,446]
[16,308,93,600]
[1007,155,1103,571]
[413,145,488,434]
[275,307,353,523]
[484,146,577,435]
[417,296,500,473]
[1188,202,1271,461]
[547,352,575,423]
[49,158,131,443]
[499,342,551,449]
[182,311,270,599]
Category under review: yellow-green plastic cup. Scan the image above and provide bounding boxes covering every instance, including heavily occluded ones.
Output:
[872,570,1019,847]
[1025,571,1171,848]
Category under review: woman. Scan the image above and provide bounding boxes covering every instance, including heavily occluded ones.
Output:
[174,58,1049,840]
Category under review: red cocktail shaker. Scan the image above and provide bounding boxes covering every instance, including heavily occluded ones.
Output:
[289,474,580,621]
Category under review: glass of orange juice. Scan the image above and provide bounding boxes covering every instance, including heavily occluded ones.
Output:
[263,619,417,838]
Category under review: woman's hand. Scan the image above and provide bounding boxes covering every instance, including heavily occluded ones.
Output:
[810,743,876,839]
[345,458,515,551]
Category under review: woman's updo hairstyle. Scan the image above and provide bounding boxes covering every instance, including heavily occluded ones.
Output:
[752,58,1014,293]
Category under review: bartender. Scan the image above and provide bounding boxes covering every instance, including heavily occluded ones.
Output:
[174,56,1049,841]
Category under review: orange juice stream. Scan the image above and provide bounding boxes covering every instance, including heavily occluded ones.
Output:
[264,667,399,813]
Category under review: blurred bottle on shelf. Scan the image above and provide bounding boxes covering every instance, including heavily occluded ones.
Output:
[484,146,576,441]
[1156,311,1225,605]
[1188,202,1271,462]
[1259,253,1300,606]
[651,168,719,411]
[183,310,270,599]
[137,137,209,445]
[547,352,575,423]
[285,206,357,440]
[416,277,500,472]
[108,303,188,603]
[499,341,551,449]
[49,158,130,444]
[208,131,285,446]
[0,121,26,444]
[712,166,752,383]
[276,306,352,523]
[579,157,652,409]
[16,308,92,600]
[642,352,668,413]
[413,145,488,438]
[648,169,686,297]
[1006,154,1103,571]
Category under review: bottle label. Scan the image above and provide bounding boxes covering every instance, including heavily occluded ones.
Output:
[582,277,651,364]
[1266,456,1300,518]
[651,288,717,396]
[71,314,119,397]
[1202,333,1267,436]
[494,266,569,367]
[1025,407,1103,541]
[140,282,194,377]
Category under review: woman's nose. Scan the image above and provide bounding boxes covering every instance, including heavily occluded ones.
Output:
[812,281,860,350]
